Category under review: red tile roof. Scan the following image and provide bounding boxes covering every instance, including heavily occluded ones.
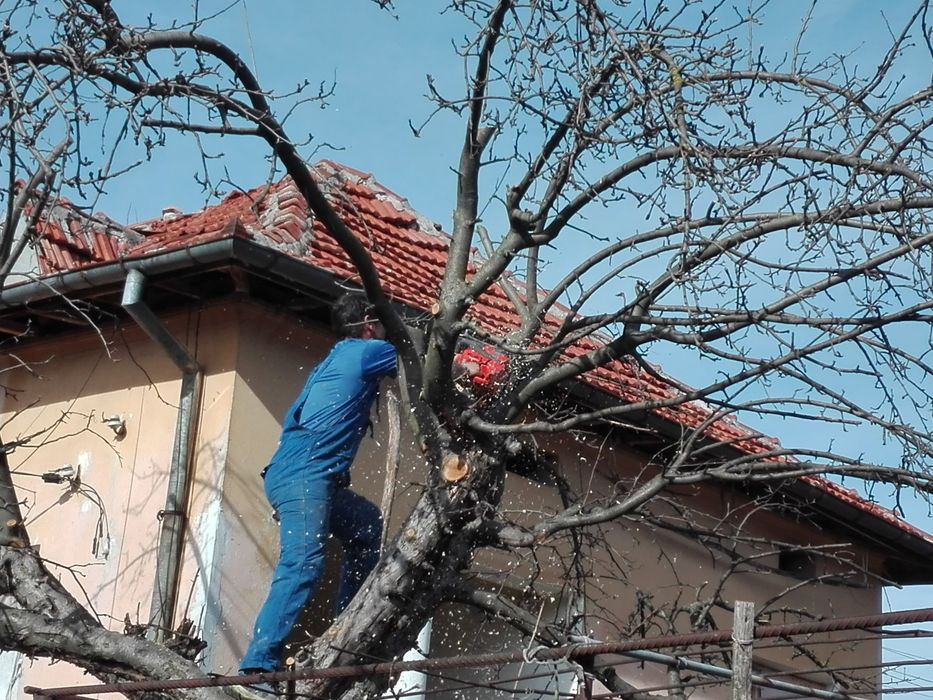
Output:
[29,160,932,546]
[33,198,136,270]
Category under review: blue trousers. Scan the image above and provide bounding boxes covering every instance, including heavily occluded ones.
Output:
[239,470,382,672]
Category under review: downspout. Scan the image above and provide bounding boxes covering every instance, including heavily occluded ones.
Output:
[121,269,203,642]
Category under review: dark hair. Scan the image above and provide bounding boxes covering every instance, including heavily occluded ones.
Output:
[331,293,373,338]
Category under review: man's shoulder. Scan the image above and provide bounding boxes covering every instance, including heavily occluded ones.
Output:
[329,338,395,363]
[336,337,394,352]
[365,338,395,351]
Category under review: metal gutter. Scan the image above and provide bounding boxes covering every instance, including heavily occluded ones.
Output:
[785,478,933,584]
[0,237,342,312]
[121,269,203,642]
[0,238,240,309]
[561,379,933,581]
[0,237,341,638]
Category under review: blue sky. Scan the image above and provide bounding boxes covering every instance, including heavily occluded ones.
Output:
[65,1,933,693]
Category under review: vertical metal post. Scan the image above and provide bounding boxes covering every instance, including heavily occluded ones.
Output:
[732,601,755,700]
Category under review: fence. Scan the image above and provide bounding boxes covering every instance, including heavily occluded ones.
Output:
[23,606,933,700]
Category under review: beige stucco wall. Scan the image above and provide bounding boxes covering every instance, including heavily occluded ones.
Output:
[1,305,238,695]
[0,298,885,697]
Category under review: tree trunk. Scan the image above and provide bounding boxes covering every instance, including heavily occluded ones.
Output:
[0,459,226,699]
[298,450,502,700]
[0,448,28,548]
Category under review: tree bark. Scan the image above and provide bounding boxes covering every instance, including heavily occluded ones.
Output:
[296,448,504,700]
[0,546,226,699]
[0,448,27,548]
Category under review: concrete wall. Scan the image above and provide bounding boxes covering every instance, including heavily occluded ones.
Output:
[215,303,882,696]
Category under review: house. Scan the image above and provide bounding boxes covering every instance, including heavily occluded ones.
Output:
[1,161,932,699]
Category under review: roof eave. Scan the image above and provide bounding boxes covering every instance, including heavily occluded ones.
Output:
[0,236,347,312]
[784,477,933,585]
[560,373,933,585]
[1,237,240,310]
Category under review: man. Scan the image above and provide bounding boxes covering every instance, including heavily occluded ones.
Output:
[239,293,396,675]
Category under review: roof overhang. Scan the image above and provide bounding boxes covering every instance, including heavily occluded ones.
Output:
[785,478,933,584]
[561,360,933,585]
[2,237,335,310]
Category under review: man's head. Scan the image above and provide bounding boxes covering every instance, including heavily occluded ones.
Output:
[331,293,385,340]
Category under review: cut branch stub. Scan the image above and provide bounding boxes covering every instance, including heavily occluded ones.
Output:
[441,452,470,483]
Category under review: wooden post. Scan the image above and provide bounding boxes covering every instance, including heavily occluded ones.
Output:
[732,601,755,700]
[379,389,401,553]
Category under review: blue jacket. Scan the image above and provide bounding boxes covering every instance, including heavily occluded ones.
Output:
[267,338,397,479]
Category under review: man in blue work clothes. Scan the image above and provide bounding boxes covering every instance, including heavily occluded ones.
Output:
[240,293,396,675]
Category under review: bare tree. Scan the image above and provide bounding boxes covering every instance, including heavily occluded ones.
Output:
[1,0,932,698]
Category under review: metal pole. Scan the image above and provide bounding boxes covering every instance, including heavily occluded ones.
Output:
[624,649,860,700]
